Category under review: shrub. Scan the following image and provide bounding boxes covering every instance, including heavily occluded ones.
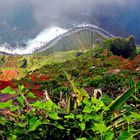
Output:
[0,55,5,66]
[19,57,28,68]
[83,76,103,87]
[100,35,136,58]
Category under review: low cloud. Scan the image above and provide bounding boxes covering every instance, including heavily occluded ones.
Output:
[0,0,140,43]
[0,0,139,27]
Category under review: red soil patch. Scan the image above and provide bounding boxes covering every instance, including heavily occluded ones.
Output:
[103,49,110,57]
[23,74,50,97]
[0,70,18,81]
[119,59,137,71]
[108,55,137,71]
[108,55,125,62]
[0,80,14,89]
[133,54,140,65]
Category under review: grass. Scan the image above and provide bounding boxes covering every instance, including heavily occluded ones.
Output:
[0,50,84,80]
[27,50,81,71]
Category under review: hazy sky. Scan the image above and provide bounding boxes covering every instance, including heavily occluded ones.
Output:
[0,0,139,27]
[0,0,140,43]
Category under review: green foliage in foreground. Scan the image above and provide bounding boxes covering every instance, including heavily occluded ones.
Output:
[0,79,140,139]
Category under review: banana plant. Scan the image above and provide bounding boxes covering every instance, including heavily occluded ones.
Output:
[63,69,89,107]
[108,81,140,111]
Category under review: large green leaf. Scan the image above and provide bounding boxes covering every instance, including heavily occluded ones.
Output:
[0,116,7,125]
[92,122,108,133]
[49,112,61,120]
[108,82,140,111]
[1,86,16,95]
[18,85,24,94]
[31,100,43,109]
[17,95,25,107]
[17,122,27,128]
[31,100,59,110]
[10,105,19,112]
[27,92,36,98]
[64,113,75,119]
[9,135,17,140]
[131,112,140,121]
[0,100,13,108]
[104,130,114,140]
[118,131,132,140]
[129,79,135,87]
[76,138,87,140]
[54,122,65,130]
[78,122,86,131]
[28,117,41,132]
[63,70,89,105]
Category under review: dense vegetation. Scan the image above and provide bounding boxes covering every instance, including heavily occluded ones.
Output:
[100,35,136,58]
[0,37,140,139]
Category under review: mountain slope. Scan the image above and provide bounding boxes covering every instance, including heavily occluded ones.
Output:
[36,25,113,56]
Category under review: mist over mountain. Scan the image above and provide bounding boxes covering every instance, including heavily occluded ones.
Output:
[0,0,140,44]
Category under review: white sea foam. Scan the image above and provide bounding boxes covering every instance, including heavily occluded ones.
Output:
[0,26,68,55]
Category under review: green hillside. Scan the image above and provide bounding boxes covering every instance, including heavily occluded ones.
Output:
[37,29,105,56]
